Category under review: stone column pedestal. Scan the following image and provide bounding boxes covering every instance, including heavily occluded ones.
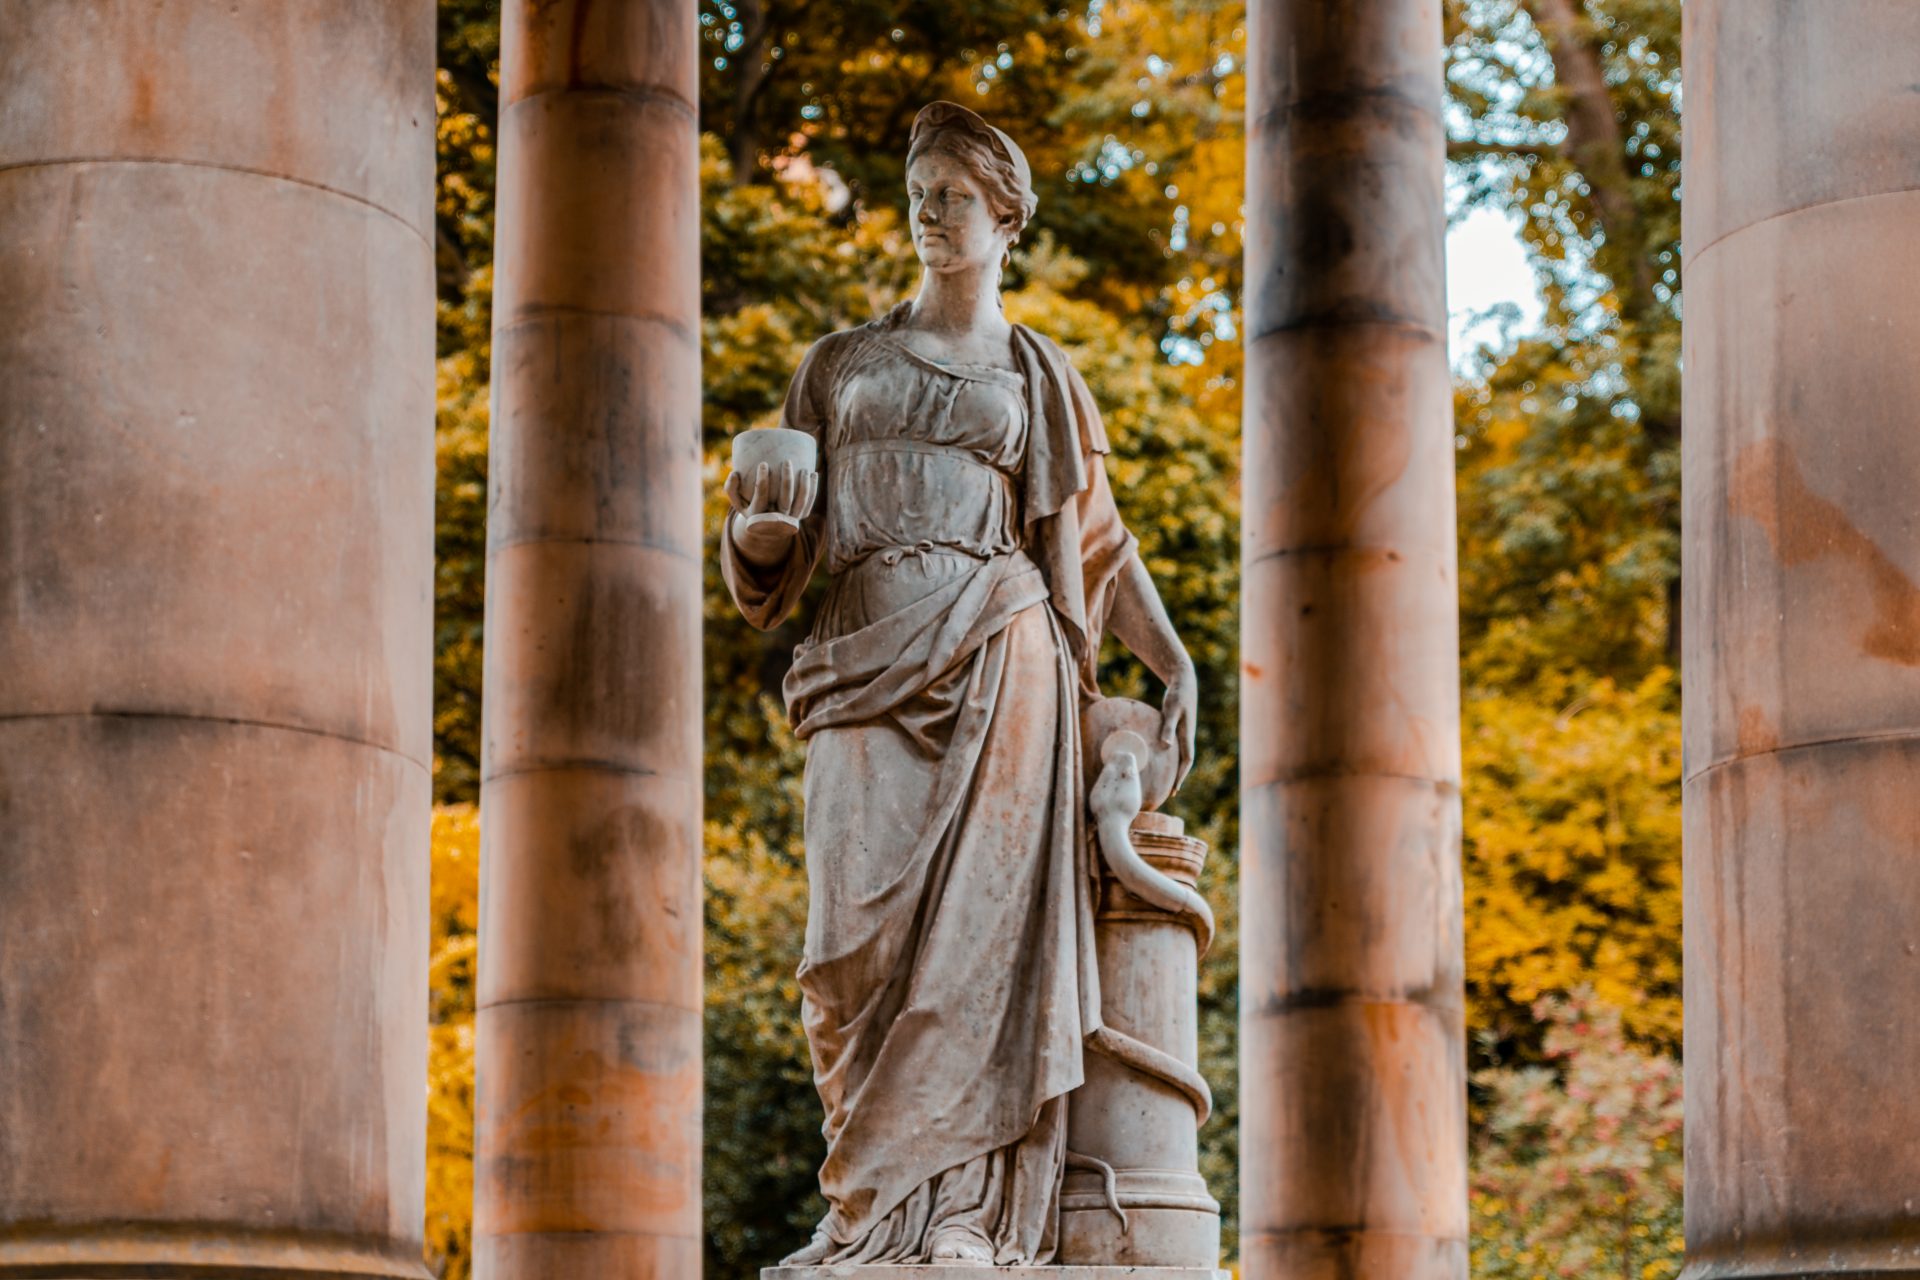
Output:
[1060,813,1220,1270]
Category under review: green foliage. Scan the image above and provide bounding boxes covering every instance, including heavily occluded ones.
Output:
[430,0,496,803]
[702,722,824,1270]
[1471,993,1684,1280]
[1445,0,1681,333]
[1454,343,1678,692]
[433,327,488,804]
[1446,6,1687,1270]
[700,0,1245,324]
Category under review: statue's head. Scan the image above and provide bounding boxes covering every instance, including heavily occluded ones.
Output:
[906,101,1037,274]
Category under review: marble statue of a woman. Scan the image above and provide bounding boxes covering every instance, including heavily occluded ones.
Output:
[721,101,1196,1268]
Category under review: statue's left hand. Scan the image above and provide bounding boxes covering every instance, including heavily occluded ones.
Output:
[1159,657,1198,792]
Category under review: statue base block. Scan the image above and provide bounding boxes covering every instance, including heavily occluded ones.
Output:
[765,1268,1230,1278]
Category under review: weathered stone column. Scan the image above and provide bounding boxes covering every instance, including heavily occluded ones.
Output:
[1682,6,1920,1277]
[1239,3,1466,1278]
[0,4,434,1277]
[474,3,703,1277]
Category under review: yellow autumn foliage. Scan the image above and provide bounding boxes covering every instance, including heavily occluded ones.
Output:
[1463,672,1683,1054]
[426,806,479,1280]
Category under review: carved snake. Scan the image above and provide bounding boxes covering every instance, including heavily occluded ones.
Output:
[1065,726,1218,1230]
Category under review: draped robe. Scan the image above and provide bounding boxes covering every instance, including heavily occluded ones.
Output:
[720,310,1135,1264]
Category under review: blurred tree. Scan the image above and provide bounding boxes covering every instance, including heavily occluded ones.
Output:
[698,0,1057,188]
[699,0,1246,324]
[1447,0,1681,678]
[1462,672,1681,1053]
[1470,993,1684,1280]
[1445,0,1684,1071]
[426,807,481,1280]
[701,721,822,1269]
[429,0,497,804]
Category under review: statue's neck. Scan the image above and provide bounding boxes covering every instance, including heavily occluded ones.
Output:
[908,266,1007,336]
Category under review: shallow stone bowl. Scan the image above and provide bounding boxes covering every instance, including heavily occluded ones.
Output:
[1081,695,1178,812]
[731,425,817,479]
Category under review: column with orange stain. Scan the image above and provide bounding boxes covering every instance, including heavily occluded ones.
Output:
[1239,4,1467,1277]
[474,2,704,1276]
[1682,5,1920,1276]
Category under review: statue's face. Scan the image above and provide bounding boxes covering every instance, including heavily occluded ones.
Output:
[907,150,1009,274]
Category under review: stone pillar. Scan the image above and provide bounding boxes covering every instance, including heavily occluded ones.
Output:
[0,4,434,1277]
[1239,3,1466,1278]
[473,3,703,1278]
[1061,812,1221,1270]
[1682,6,1920,1277]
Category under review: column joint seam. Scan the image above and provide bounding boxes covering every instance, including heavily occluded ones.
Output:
[481,761,699,785]
[1246,993,1468,1018]
[0,156,429,248]
[1248,92,1444,132]
[474,1228,704,1241]
[1246,542,1452,567]
[1247,316,1445,344]
[1243,1227,1471,1242]
[477,993,702,1017]
[487,534,701,563]
[495,305,699,347]
[503,83,698,121]
[1684,727,1920,786]
[1686,183,1920,273]
[0,709,428,772]
[1244,771,1461,793]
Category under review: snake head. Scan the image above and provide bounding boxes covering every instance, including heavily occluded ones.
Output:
[1090,729,1147,823]
[1082,698,1178,811]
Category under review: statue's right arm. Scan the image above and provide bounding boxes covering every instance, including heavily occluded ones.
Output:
[719,336,837,631]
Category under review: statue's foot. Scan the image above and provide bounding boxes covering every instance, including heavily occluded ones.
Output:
[778,1232,834,1267]
[928,1227,994,1266]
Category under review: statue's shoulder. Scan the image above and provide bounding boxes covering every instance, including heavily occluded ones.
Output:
[804,309,903,368]
[792,326,871,386]
[1011,323,1077,372]
[804,326,861,359]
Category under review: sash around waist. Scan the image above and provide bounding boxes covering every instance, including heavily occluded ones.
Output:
[833,436,1017,471]
[784,549,1050,738]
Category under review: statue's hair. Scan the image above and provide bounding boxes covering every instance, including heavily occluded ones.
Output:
[906,126,1037,244]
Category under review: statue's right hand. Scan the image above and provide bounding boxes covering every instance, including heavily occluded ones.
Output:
[725,460,818,566]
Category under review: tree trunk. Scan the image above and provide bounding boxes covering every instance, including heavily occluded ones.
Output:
[1525,0,1655,317]
[728,0,771,184]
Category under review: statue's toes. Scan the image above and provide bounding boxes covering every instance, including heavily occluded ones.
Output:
[928,1228,994,1266]
[779,1232,834,1267]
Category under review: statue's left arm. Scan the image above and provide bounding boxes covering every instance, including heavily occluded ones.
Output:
[1106,554,1198,786]
[1057,358,1198,786]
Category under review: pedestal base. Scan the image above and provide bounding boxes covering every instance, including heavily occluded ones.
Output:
[765,1268,1229,1279]
[1058,1205,1220,1270]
